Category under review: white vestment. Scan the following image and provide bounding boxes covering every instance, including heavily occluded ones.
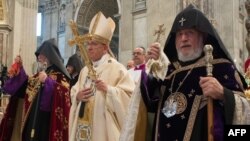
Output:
[120,51,169,141]
[69,54,135,141]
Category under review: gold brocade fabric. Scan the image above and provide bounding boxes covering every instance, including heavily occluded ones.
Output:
[245,90,250,100]
[76,99,95,141]
[133,99,147,141]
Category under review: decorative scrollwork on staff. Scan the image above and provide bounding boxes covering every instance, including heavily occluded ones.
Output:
[68,20,97,80]
[154,24,166,42]
[149,24,166,73]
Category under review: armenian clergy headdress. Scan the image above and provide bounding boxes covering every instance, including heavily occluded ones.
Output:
[66,53,84,74]
[83,11,116,57]
[163,4,247,88]
[35,38,71,79]
[164,4,232,63]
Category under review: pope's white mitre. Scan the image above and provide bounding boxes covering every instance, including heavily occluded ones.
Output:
[87,11,115,45]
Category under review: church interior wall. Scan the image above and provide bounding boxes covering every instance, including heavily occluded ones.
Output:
[43,10,59,41]
[0,0,38,75]
[117,0,133,64]
[0,0,14,68]
[212,0,246,72]
[63,2,75,63]
[146,0,176,47]
[0,0,12,68]
[13,1,37,75]
[58,33,66,58]
[69,0,247,71]
[218,0,235,59]
[3,0,246,74]
[12,2,27,68]
[233,0,245,72]
[133,13,147,56]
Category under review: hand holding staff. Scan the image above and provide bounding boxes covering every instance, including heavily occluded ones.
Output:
[204,44,214,141]
[31,62,47,140]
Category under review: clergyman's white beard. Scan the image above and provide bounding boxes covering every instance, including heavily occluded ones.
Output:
[177,47,203,62]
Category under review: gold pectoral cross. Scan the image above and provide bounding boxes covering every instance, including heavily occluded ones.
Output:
[154,24,166,42]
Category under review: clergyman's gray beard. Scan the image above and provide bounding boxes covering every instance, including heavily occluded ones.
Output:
[177,47,203,62]
[37,62,48,72]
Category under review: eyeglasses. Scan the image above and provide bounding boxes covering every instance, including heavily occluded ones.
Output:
[132,52,144,56]
[86,41,100,46]
[85,41,106,49]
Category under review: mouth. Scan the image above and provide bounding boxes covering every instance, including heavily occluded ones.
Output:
[180,44,191,48]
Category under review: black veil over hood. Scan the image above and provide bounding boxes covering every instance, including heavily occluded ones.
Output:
[163,4,247,88]
[66,53,84,74]
[35,38,71,79]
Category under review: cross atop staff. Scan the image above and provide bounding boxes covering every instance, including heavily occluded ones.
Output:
[154,24,166,42]
[149,24,166,74]
[68,20,97,80]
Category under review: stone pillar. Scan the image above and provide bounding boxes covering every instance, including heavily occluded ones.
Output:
[119,0,133,65]
[245,0,250,57]
[0,0,11,67]
[11,0,38,74]
[0,29,11,67]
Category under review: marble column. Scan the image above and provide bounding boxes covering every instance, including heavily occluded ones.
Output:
[12,0,38,74]
[0,0,11,67]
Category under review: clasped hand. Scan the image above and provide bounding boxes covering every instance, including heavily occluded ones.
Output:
[147,42,161,60]
[77,79,108,102]
[38,71,47,83]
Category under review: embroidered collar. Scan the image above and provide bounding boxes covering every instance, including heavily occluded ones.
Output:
[92,54,108,68]
[134,63,145,70]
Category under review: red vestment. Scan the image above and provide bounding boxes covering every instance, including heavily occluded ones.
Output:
[0,68,70,141]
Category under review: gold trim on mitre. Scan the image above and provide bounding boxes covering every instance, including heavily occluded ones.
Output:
[82,33,110,45]
[87,11,116,45]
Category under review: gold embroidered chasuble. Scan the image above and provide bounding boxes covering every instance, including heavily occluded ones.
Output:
[69,54,135,141]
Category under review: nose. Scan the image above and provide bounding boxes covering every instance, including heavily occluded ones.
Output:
[180,34,188,41]
[87,43,97,50]
[37,55,42,61]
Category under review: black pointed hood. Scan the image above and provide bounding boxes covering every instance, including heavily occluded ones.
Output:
[35,38,71,79]
[164,4,232,63]
[66,53,84,74]
[163,4,247,88]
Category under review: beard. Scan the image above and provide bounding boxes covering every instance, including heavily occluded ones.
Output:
[177,46,203,62]
[177,38,203,62]
[37,62,48,72]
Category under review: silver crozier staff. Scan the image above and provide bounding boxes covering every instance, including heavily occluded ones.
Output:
[30,62,47,141]
[204,44,214,141]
